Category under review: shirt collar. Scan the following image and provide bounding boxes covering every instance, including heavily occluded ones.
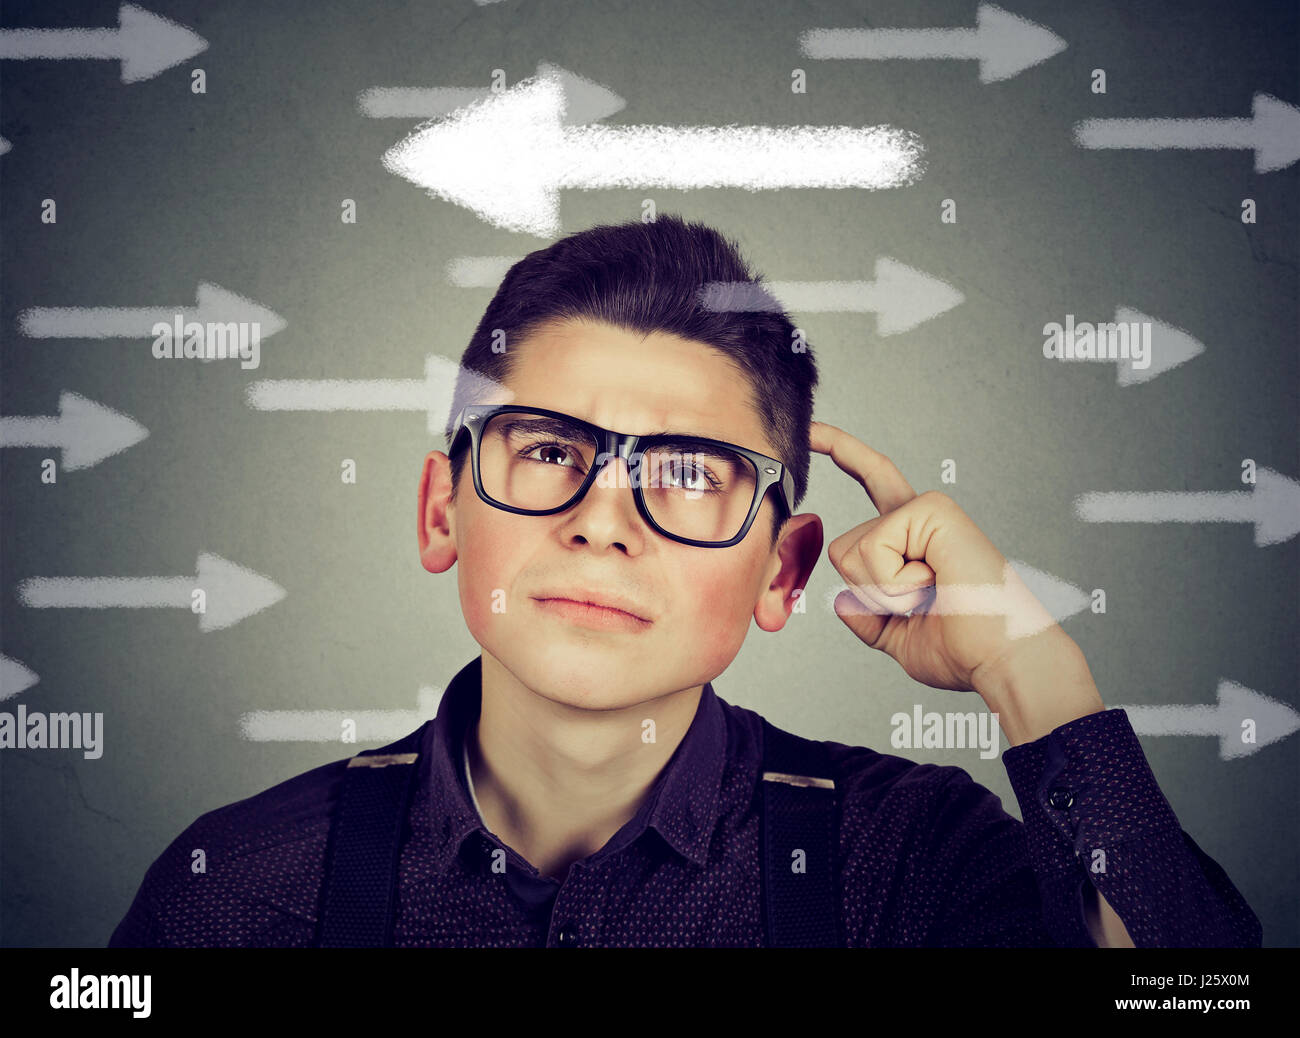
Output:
[416,655,728,874]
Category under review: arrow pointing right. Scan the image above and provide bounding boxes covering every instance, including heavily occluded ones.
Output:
[699,257,965,336]
[239,687,444,743]
[1074,468,1300,546]
[360,61,626,124]
[0,656,39,701]
[799,3,1068,84]
[827,559,1090,639]
[18,282,285,342]
[0,391,148,470]
[1074,92,1300,174]
[18,553,286,632]
[0,3,207,84]
[246,355,513,435]
[1114,681,1300,760]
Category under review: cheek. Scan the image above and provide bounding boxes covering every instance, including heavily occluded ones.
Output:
[673,554,765,666]
[455,511,516,640]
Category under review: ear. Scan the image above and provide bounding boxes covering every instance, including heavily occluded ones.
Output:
[753,512,823,632]
[418,450,458,573]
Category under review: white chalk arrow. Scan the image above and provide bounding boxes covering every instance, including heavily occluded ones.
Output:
[0,391,148,470]
[0,136,11,157]
[1074,92,1300,174]
[826,559,1088,639]
[446,255,523,288]
[18,282,285,341]
[0,656,40,700]
[1046,307,1206,385]
[699,257,964,336]
[382,66,924,237]
[1074,467,1300,547]
[799,3,1067,84]
[240,687,444,743]
[17,553,285,632]
[1114,682,1300,760]
[360,61,625,124]
[246,354,513,436]
[0,3,207,84]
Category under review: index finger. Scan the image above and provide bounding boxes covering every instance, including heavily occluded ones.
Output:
[809,420,918,515]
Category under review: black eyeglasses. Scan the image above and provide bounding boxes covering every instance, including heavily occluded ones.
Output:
[448,403,794,548]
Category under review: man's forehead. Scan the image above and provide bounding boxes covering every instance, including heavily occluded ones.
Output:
[518,394,763,446]
[503,323,774,452]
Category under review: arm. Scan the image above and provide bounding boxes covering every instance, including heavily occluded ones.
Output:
[805,423,1262,947]
[108,873,166,948]
[973,628,1263,948]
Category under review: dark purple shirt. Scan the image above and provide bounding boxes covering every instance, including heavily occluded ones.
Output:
[108,655,1262,947]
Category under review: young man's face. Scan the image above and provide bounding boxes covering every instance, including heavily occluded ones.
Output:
[418,317,823,711]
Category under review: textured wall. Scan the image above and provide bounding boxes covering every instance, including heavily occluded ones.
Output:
[1,0,1295,946]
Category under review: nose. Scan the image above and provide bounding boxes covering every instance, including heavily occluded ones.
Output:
[560,451,646,549]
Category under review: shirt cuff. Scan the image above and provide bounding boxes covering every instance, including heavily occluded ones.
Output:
[1001,707,1182,868]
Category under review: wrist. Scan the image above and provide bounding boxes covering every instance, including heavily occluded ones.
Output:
[972,627,1104,746]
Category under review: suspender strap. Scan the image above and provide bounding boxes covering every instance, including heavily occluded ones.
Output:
[313,727,427,948]
[314,716,842,947]
[759,718,844,947]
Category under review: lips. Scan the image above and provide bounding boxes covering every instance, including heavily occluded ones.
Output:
[531,588,652,622]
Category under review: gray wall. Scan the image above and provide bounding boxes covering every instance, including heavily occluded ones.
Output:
[1,0,1295,946]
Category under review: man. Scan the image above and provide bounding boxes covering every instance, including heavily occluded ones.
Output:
[108,214,1262,947]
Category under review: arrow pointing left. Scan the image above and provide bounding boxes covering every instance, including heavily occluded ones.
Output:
[0,3,207,84]
[0,391,148,470]
[18,552,286,632]
[383,66,925,237]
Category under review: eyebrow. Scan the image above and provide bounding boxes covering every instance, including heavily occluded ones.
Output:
[504,414,716,441]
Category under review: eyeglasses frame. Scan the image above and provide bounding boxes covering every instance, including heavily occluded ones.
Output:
[447,403,795,548]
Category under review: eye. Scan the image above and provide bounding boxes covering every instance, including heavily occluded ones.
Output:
[520,441,580,468]
[662,458,720,492]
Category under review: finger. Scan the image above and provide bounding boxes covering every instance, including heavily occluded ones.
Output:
[855,505,938,605]
[827,514,936,612]
[828,527,935,618]
[808,421,917,516]
[832,588,889,648]
[847,578,932,618]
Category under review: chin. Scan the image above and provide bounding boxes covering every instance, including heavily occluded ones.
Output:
[502,639,671,712]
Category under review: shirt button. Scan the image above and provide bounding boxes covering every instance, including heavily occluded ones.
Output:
[556,922,579,946]
[1047,788,1074,809]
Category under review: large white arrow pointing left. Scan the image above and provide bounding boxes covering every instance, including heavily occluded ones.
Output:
[382,67,925,237]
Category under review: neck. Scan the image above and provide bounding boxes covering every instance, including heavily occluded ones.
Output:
[465,652,704,882]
